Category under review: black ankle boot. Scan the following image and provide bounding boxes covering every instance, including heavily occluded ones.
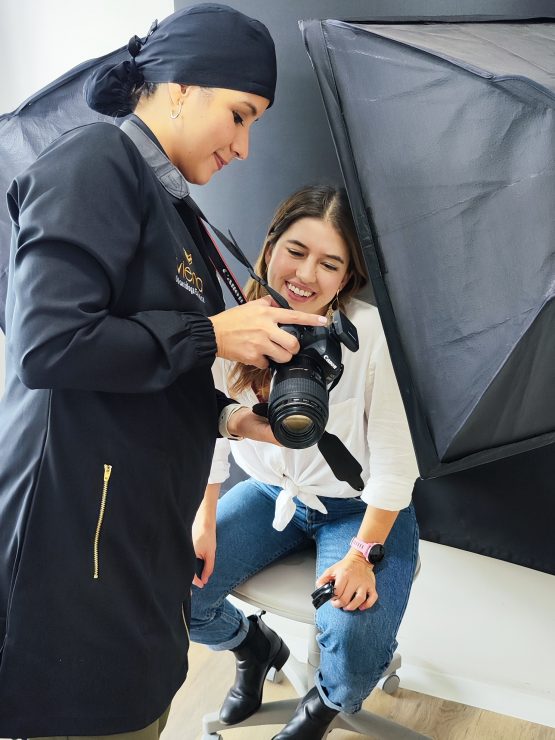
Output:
[219,613,290,725]
[271,686,339,739]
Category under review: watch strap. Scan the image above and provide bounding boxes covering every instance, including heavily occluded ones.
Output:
[349,536,384,563]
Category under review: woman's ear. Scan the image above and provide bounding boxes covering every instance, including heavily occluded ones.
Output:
[167,82,185,105]
[264,242,274,267]
[339,270,352,292]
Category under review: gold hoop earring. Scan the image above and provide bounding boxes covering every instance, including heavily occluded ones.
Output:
[170,100,183,119]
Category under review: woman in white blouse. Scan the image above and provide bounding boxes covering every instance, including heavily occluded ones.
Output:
[190,185,419,740]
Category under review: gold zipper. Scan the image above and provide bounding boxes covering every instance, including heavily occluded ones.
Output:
[93,464,112,579]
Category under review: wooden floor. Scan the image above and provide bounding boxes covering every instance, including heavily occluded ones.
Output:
[162,643,555,740]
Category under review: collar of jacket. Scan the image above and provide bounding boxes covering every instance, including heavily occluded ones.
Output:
[120,119,190,201]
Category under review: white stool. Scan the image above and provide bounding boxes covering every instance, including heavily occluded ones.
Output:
[201,548,429,739]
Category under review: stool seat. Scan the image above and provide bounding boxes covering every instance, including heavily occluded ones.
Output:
[202,548,431,740]
[232,548,316,624]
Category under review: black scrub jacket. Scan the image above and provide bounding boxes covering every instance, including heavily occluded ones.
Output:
[0,119,231,735]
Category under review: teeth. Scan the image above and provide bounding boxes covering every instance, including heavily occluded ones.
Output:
[287,282,313,298]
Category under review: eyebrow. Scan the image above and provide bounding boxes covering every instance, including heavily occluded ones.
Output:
[287,239,346,264]
[242,101,259,117]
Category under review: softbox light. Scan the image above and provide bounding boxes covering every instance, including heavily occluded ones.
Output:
[302,20,555,479]
[0,47,127,331]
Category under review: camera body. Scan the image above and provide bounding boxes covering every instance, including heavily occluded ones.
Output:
[267,310,359,448]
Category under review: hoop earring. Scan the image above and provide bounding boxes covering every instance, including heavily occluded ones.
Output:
[170,100,183,119]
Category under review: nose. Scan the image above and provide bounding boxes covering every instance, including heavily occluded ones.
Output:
[232,126,250,161]
[296,258,317,285]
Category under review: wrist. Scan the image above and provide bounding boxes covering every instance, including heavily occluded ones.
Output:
[349,536,385,565]
[197,504,217,520]
[195,501,217,525]
[345,548,374,569]
[218,403,249,440]
[193,517,216,534]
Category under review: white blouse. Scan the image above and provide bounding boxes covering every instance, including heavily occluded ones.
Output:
[209,298,419,531]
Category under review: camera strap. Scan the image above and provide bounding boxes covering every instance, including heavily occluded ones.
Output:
[120,118,289,310]
[177,196,248,307]
[183,195,290,310]
[252,403,364,491]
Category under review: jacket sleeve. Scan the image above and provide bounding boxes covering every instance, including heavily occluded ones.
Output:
[361,323,419,510]
[7,125,217,393]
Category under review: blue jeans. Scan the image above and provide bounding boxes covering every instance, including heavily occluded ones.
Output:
[190,480,419,714]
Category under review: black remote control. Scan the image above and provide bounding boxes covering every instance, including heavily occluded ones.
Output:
[311,580,335,609]
[195,558,204,579]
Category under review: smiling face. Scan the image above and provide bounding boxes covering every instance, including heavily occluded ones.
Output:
[265,217,351,316]
[136,84,269,185]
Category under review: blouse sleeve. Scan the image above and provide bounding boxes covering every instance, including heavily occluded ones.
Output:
[7,124,217,393]
[361,328,419,510]
[208,438,232,484]
[208,357,232,482]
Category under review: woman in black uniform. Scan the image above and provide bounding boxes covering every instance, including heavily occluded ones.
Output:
[0,4,327,738]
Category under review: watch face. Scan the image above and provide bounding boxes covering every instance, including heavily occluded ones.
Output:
[368,543,385,564]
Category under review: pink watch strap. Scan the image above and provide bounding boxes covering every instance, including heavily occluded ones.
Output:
[350,536,385,561]
[350,536,374,558]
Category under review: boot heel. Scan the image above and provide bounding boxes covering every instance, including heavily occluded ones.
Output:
[273,640,290,671]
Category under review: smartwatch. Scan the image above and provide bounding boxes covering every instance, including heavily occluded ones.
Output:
[349,537,385,564]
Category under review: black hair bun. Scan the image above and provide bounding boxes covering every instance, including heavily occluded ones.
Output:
[83,59,144,117]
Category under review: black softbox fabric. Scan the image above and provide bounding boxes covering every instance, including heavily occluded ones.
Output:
[0,47,127,330]
[302,20,555,479]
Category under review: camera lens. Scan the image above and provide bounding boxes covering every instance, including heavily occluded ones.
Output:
[268,356,329,448]
[282,414,314,433]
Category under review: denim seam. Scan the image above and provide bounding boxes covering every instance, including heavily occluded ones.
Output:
[359,508,420,696]
[389,509,420,639]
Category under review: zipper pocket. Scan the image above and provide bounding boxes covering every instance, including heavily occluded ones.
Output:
[93,464,112,579]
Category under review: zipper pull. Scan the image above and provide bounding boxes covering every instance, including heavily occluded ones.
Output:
[104,464,112,482]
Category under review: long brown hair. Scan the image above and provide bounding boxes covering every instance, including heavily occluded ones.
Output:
[228,184,369,399]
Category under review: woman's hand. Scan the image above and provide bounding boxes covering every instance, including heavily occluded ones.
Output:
[192,485,220,587]
[209,295,328,369]
[192,517,216,588]
[227,406,280,445]
[316,550,378,612]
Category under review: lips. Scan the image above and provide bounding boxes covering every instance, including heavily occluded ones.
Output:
[214,153,227,170]
[285,281,315,299]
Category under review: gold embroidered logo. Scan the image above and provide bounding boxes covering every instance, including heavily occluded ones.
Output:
[176,247,204,300]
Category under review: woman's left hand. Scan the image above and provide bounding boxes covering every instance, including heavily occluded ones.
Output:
[315,551,378,612]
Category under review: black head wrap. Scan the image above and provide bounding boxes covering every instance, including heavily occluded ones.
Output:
[84,3,277,117]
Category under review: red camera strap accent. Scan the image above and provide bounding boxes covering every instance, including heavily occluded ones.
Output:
[197,220,247,305]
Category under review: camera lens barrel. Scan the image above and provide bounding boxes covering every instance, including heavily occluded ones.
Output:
[268,359,329,448]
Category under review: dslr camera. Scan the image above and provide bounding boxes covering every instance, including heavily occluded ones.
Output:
[267,309,359,448]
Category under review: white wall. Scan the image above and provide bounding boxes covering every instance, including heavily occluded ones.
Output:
[1,0,554,731]
[0,333,4,396]
[397,542,555,726]
[1,0,173,114]
[239,541,555,729]
[0,0,174,397]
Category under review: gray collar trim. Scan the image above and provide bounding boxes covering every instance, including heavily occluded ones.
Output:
[120,119,190,200]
